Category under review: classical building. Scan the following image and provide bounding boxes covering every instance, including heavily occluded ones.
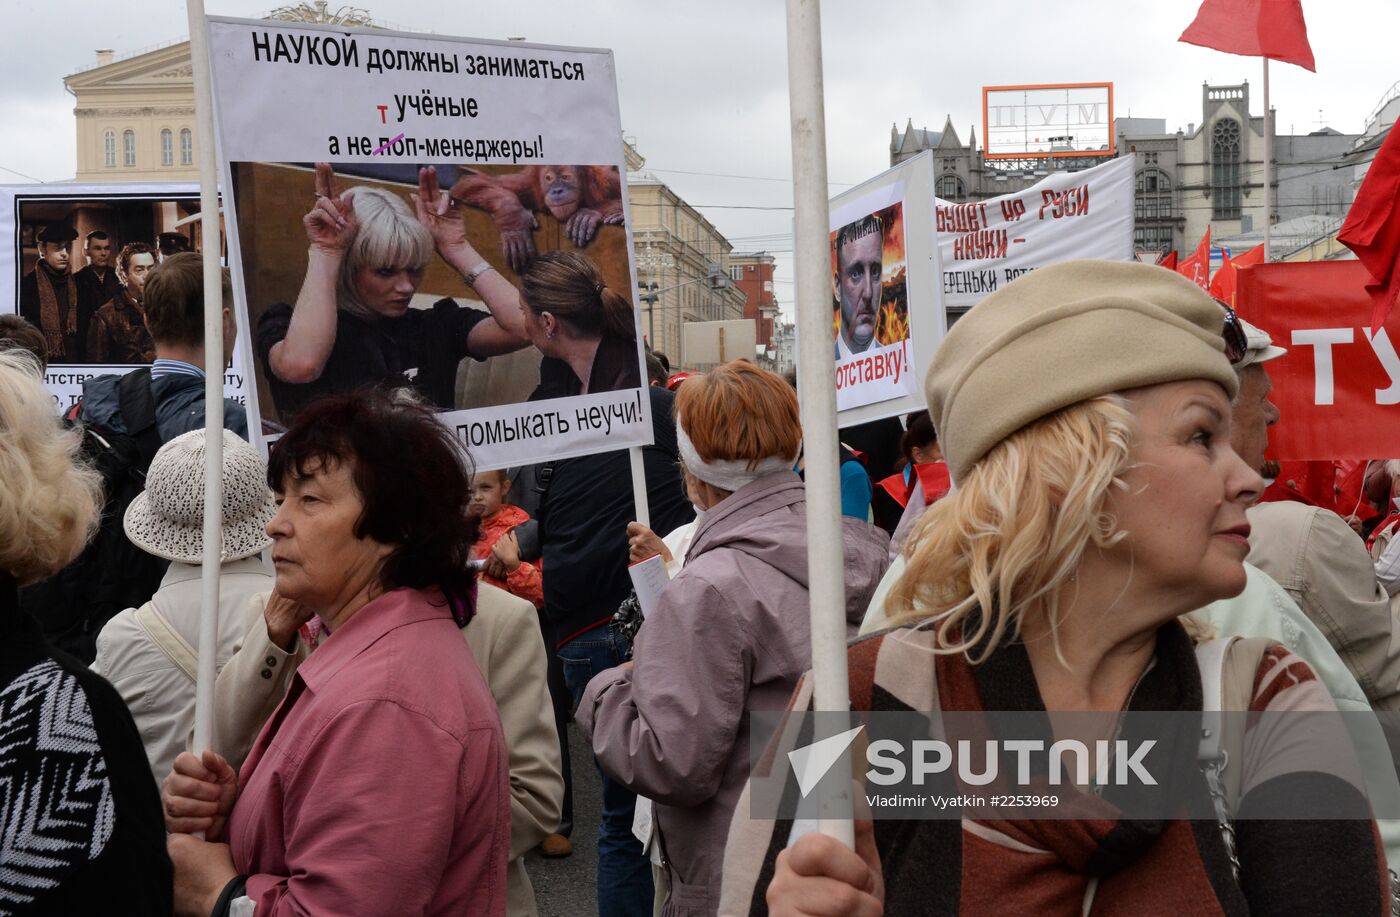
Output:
[894,80,1363,261]
[626,142,747,366]
[729,251,778,347]
[66,44,199,183]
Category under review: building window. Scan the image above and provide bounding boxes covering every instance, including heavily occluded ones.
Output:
[103,130,116,168]
[729,265,744,282]
[1212,118,1242,220]
[1135,168,1173,221]
[122,129,136,167]
[161,129,173,166]
[180,128,193,165]
[1134,225,1174,254]
[936,173,966,201]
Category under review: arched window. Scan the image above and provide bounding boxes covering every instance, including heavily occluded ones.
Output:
[103,130,116,168]
[161,129,173,166]
[122,129,136,167]
[1135,168,1172,221]
[1212,119,1242,220]
[935,173,966,201]
[180,128,192,165]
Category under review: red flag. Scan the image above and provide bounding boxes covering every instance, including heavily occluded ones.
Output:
[1158,251,1179,271]
[1209,243,1264,305]
[1339,124,1400,335]
[1178,228,1211,290]
[1178,0,1316,71]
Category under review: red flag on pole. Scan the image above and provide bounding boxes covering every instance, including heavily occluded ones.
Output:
[1178,228,1211,289]
[1210,243,1264,304]
[1178,0,1316,71]
[1339,124,1400,335]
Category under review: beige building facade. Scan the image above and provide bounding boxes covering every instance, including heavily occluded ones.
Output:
[66,43,200,183]
[625,142,746,366]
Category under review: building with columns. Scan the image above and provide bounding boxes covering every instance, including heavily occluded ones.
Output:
[66,44,199,183]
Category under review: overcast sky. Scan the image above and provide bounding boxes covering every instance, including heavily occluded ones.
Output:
[6,0,1397,316]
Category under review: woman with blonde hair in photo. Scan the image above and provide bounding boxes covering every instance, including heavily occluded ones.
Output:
[578,359,890,915]
[721,261,1390,916]
[0,349,172,913]
[257,163,531,420]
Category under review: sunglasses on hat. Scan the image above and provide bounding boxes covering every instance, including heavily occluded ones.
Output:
[1219,302,1248,366]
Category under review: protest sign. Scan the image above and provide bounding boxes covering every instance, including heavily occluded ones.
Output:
[206,18,650,468]
[935,155,1135,315]
[828,151,940,423]
[0,183,250,412]
[1238,260,1400,461]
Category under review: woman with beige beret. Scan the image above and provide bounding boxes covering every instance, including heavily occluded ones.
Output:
[720,260,1389,916]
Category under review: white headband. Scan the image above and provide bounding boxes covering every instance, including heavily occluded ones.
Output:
[676,423,794,493]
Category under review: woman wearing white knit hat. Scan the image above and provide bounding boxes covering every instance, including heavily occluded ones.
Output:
[93,428,297,786]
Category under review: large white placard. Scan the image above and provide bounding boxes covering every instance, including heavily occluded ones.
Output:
[206,17,652,468]
[0,182,251,412]
[936,155,1135,314]
[826,152,942,426]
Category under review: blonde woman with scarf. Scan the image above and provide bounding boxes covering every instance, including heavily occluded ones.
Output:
[578,360,891,916]
[721,261,1389,917]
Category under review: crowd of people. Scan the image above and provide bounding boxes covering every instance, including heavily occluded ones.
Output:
[3,255,1400,916]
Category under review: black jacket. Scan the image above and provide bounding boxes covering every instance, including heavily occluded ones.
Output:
[0,574,173,914]
[538,386,694,645]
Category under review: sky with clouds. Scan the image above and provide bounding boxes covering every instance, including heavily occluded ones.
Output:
[6,1,1396,316]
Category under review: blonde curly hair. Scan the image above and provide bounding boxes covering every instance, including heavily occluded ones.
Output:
[0,350,101,584]
[887,394,1137,662]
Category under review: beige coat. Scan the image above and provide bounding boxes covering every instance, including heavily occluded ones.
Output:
[1247,500,1400,712]
[214,582,562,917]
[92,556,284,786]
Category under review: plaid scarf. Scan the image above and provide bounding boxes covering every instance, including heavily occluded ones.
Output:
[722,620,1388,916]
[35,261,78,361]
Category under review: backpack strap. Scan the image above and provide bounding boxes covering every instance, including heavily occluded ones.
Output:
[134,602,199,682]
[1196,635,1273,881]
[117,367,161,466]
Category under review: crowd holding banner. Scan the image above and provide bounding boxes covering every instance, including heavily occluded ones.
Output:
[13,0,1400,915]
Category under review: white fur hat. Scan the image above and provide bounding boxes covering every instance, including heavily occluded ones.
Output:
[124,429,276,564]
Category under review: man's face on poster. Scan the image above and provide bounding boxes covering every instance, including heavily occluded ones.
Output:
[87,237,112,268]
[121,253,156,299]
[40,241,70,272]
[837,230,882,352]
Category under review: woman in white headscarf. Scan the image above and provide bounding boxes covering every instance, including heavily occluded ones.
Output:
[576,360,891,916]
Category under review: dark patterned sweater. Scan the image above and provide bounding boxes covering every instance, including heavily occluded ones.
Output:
[0,574,172,915]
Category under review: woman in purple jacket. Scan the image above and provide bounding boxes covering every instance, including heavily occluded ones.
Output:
[578,360,891,915]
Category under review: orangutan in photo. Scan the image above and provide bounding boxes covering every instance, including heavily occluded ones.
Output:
[448,164,624,272]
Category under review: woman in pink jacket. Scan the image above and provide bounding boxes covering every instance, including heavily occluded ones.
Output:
[578,361,891,916]
[160,391,510,916]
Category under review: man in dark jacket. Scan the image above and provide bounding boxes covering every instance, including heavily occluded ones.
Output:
[537,384,693,916]
[74,230,123,324]
[23,253,248,661]
[78,251,247,440]
[19,222,90,363]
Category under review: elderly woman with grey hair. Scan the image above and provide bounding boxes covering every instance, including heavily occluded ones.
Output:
[0,349,172,913]
[256,163,530,419]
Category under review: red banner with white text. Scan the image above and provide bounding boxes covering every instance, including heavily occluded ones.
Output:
[1238,260,1400,461]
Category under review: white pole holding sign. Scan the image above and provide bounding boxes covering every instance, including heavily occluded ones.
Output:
[630,445,650,530]
[186,0,225,757]
[785,0,854,846]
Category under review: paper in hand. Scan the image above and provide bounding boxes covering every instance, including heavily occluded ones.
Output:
[628,553,670,621]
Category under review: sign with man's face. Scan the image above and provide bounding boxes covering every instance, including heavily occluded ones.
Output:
[836,226,882,354]
[828,198,913,413]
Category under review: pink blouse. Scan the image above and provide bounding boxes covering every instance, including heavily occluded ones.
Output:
[226,587,509,915]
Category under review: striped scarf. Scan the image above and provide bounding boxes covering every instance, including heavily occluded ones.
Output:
[721,620,1388,916]
[34,261,78,361]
